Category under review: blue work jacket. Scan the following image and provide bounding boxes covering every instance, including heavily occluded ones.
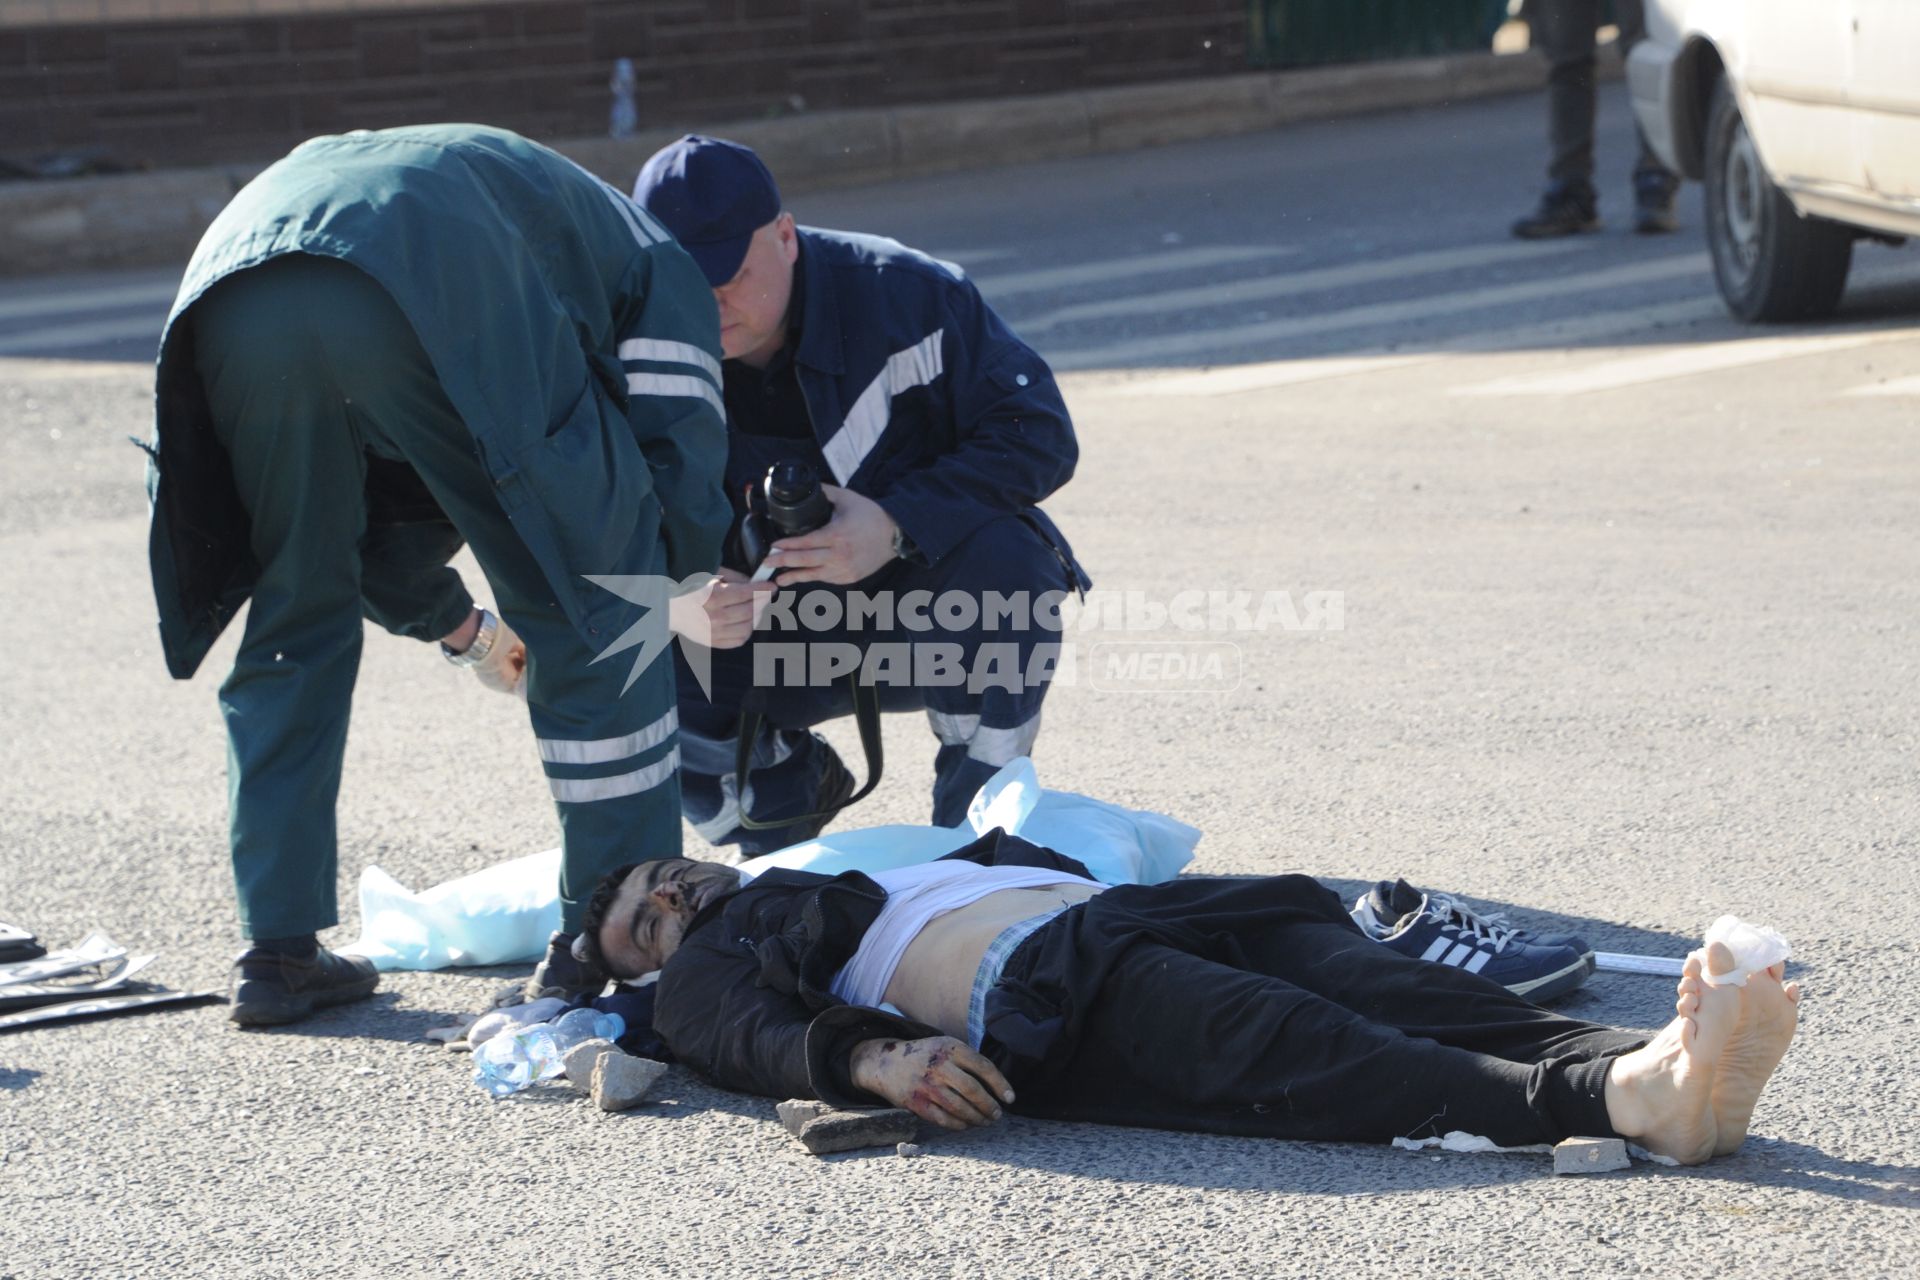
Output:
[780,228,1087,585]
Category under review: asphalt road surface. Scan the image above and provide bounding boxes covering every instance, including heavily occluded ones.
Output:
[4,86,1918,1279]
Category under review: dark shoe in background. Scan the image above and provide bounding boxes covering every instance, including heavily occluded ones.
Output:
[1511,182,1601,239]
[1632,174,1681,234]
[229,944,378,1026]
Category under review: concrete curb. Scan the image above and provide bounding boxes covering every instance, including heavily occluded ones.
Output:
[0,49,1552,277]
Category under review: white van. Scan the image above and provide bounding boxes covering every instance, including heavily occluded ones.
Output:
[1628,2,1919,320]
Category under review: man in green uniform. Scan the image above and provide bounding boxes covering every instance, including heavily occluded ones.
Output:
[147,125,731,1025]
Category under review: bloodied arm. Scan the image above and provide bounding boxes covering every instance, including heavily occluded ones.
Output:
[849,1036,1016,1130]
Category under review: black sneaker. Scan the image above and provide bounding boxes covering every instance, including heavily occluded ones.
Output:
[1632,176,1680,234]
[520,930,606,1003]
[1511,183,1600,239]
[230,944,379,1026]
[1352,879,1596,1002]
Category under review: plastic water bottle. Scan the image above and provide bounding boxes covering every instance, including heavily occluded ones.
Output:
[551,1006,624,1050]
[609,58,638,139]
[471,1009,625,1098]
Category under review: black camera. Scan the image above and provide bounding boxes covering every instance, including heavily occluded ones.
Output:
[739,459,833,581]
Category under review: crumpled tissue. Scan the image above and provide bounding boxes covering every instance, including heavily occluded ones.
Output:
[1699,916,1792,987]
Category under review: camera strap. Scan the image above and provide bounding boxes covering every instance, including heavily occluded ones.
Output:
[731,676,884,832]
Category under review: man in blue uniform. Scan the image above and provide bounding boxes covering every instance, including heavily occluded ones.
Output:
[148,125,731,1024]
[632,135,1088,855]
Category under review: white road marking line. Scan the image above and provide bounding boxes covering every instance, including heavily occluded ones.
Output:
[1844,373,1920,396]
[0,356,138,380]
[1020,241,1589,334]
[931,247,1020,267]
[1453,327,1919,396]
[0,314,164,355]
[1048,252,1709,370]
[0,280,179,323]
[972,245,1298,299]
[1119,295,1728,397]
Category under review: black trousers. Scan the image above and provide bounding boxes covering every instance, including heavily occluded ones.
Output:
[982,876,1642,1148]
[1533,0,1672,191]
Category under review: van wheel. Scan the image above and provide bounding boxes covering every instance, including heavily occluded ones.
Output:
[1703,78,1852,322]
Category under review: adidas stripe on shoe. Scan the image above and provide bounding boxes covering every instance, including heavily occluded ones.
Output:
[1352,879,1594,1004]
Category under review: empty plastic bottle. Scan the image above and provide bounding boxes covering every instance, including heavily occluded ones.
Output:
[471,1008,625,1098]
[551,1006,624,1050]
[609,58,638,139]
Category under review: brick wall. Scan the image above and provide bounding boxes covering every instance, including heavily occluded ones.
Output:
[0,0,1250,171]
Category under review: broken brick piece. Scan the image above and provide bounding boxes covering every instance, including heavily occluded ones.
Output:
[1553,1136,1631,1174]
[777,1098,836,1136]
[592,1053,668,1111]
[562,1038,617,1091]
[796,1108,917,1155]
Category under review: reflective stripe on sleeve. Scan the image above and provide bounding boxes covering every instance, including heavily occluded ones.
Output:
[821,329,945,484]
[627,371,725,417]
[618,338,722,382]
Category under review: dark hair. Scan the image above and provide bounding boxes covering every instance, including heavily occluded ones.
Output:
[575,861,642,976]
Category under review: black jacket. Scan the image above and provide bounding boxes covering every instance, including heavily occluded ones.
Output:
[652,829,1092,1106]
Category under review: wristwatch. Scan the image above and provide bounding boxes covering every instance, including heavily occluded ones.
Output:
[890,525,917,561]
[442,607,499,668]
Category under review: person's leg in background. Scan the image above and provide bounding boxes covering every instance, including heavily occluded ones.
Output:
[1612,0,1682,231]
[202,252,688,1013]
[899,515,1071,827]
[674,514,1072,850]
[1514,0,1605,238]
[323,288,689,982]
[673,637,855,855]
[189,254,390,1024]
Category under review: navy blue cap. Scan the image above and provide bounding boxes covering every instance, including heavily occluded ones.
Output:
[633,135,782,287]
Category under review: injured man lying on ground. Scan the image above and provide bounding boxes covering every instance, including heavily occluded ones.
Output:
[577,831,1800,1164]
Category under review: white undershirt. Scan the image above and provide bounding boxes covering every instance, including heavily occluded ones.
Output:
[827,861,1101,1009]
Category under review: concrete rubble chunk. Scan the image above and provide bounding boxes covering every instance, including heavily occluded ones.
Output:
[896,1142,923,1158]
[562,1038,618,1091]
[1553,1136,1631,1175]
[777,1099,836,1136]
[592,1053,669,1112]
[796,1108,918,1155]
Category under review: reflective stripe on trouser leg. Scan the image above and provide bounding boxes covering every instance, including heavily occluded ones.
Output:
[926,707,1045,828]
[925,708,1044,765]
[528,638,684,930]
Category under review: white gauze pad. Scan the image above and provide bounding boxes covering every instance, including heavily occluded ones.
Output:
[1699,916,1792,987]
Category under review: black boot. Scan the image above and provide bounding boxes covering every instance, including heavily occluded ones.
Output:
[1511,182,1600,239]
[1632,174,1680,234]
[230,939,378,1026]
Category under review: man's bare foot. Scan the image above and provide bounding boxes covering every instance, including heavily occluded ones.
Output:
[1709,954,1802,1156]
[1603,944,1741,1165]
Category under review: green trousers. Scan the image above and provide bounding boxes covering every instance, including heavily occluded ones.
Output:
[192,253,682,939]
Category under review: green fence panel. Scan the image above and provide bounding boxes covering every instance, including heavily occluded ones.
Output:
[1248,0,1511,68]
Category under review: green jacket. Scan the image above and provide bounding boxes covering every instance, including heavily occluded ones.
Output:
[148,124,731,678]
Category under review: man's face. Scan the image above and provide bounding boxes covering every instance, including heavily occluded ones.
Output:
[714,213,798,366]
[595,859,742,979]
